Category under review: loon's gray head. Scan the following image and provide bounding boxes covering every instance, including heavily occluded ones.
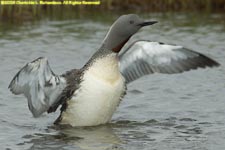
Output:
[102,14,157,53]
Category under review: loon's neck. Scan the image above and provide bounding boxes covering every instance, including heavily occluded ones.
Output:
[83,32,130,70]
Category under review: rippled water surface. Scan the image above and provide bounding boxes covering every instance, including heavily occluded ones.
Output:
[0,12,225,150]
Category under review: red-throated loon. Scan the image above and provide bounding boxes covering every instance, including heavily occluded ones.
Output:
[8,14,219,127]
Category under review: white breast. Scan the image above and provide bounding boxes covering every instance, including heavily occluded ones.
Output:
[61,54,126,126]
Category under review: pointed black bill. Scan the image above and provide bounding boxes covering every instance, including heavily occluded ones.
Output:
[138,21,158,27]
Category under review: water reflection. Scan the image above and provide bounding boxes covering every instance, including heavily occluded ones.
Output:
[24,125,122,150]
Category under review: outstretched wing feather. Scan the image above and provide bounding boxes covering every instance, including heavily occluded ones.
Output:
[119,41,219,83]
[8,57,66,117]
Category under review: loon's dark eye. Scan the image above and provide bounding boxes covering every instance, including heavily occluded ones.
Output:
[129,20,134,24]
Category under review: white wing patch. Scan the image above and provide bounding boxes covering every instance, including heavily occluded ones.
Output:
[119,41,219,83]
[9,57,66,117]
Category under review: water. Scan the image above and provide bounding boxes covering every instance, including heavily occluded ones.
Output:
[0,12,225,150]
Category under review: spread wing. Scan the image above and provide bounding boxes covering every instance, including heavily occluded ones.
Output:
[8,57,67,117]
[119,40,219,83]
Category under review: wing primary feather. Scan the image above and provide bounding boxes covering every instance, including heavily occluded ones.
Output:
[8,57,67,117]
[119,40,219,83]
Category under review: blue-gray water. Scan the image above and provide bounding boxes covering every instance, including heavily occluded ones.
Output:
[0,13,225,150]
